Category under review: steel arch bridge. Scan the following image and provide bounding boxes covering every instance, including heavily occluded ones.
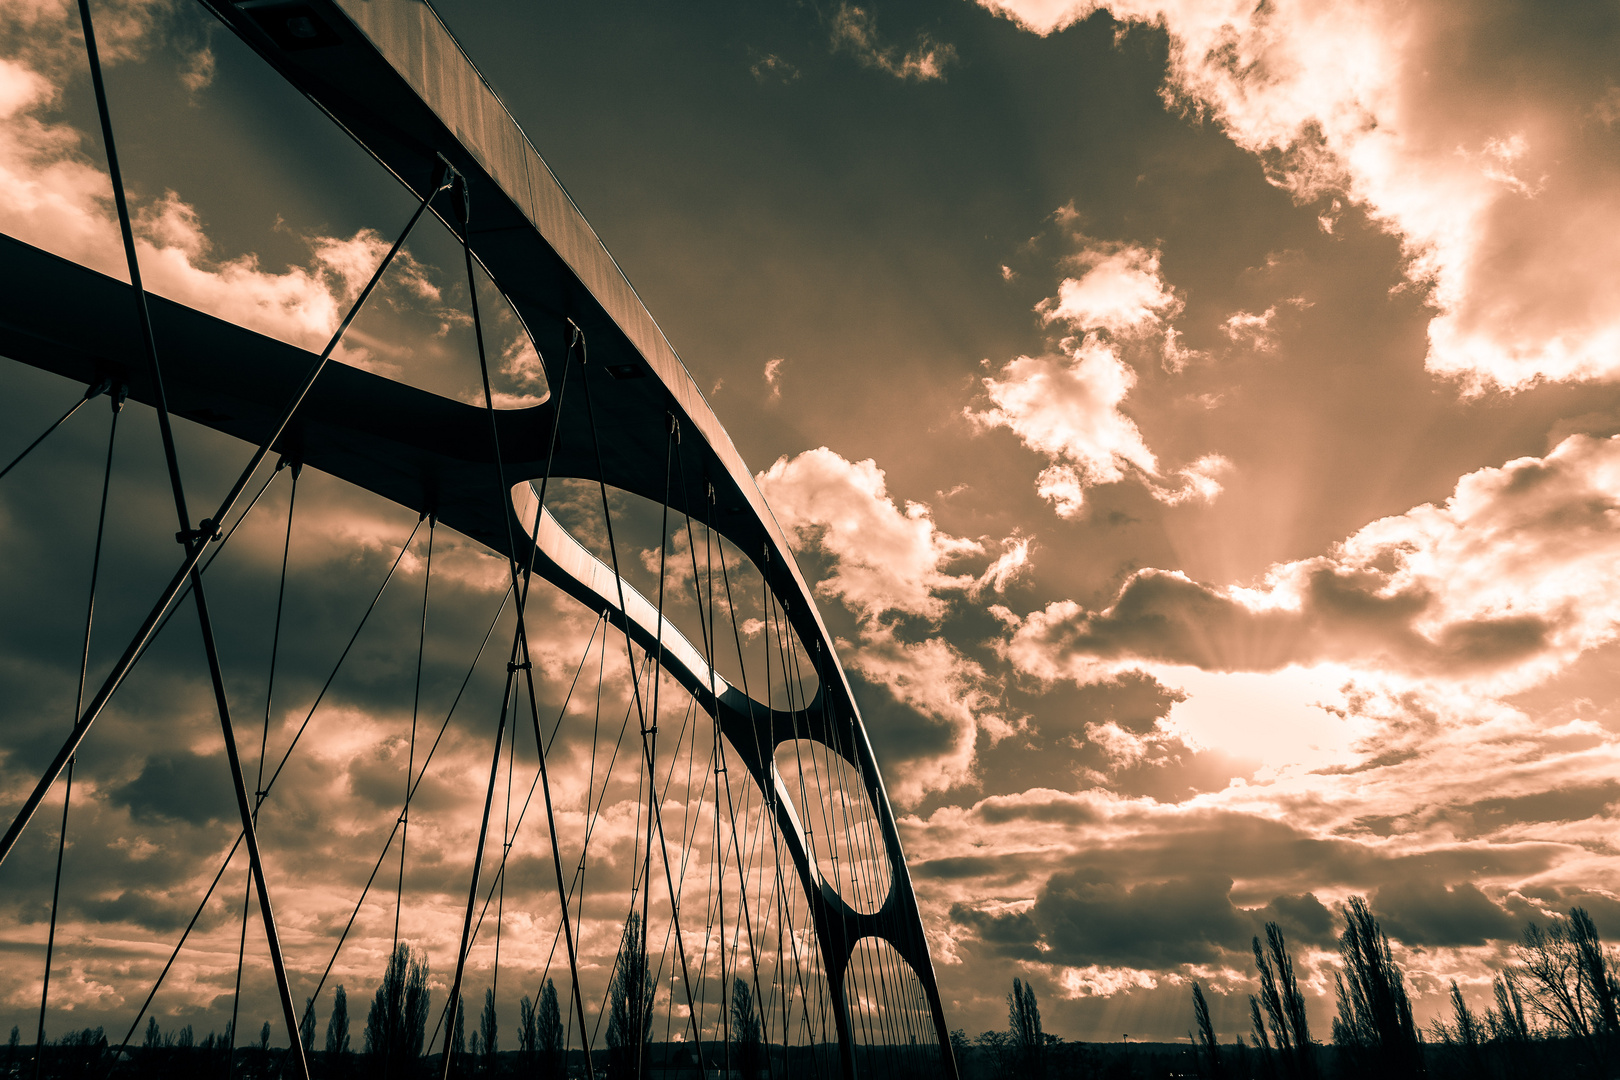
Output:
[0,1,958,1078]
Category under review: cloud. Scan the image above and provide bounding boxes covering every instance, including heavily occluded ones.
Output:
[1220,307,1279,352]
[763,356,786,400]
[0,5,450,373]
[1037,242,1182,337]
[970,339,1227,515]
[975,0,1620,393]
[1000,434,1620,691]
[757,448,1025,798]
[830,3,957,82]
[757,447,988,620]
[969,235,1226,515]
[1372,879,1517,947]
[748,50,800,84]
[972,341,1158,518]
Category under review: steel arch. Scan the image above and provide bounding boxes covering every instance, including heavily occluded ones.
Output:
[0,0,959,1075]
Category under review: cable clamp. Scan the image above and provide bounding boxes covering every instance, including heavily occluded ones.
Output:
[507,660,532,673]
[175,519,221,546]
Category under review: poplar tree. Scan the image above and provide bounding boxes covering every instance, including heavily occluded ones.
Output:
[538,978,564,1079]
[1192,982,1223,1078]
[480,987,498,1067]
[1008,977,1045,1076]
[607,911,653,1079]
[731,977,764,1080]
[326,985,351,1057]
[1331,897,1422,1078]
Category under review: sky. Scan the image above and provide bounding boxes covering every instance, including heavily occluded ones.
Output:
[3,0,1620,1052]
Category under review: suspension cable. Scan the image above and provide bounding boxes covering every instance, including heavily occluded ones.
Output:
[577,331,709,1058]
[439,175,594,1080]
[33,385,121,1080]
[287,582,519,1055]
[108,515,427,1073]
[0,379,110,486]
[396,512,435,954]
[0,152,453,880]
[226,457,297,1080]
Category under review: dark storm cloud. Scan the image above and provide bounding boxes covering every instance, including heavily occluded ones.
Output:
[1008,564,1555,679]
[953,874,1335,969]
[113,750,238,825]
[1372,880,1517,947]
[846,668,965,769]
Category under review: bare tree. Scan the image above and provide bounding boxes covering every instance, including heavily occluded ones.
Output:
[363,944,431,1078]
[537,978,563,1079]
[1428,980,1485,1077]
[480,987,498,1070]
[1513,907,1620,1068]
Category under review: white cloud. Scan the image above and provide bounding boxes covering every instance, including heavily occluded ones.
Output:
[757,447,1026,798]
[999,433,1620,696]
[763,356,786,399]
[971,339,1158,516]
[757,447,987,620]
[0,7,446,372]
[976,0,1620,392]
[1037,242,1182,336]
[972,338,1224,514]
[830,3,957,82]
[1220,307,1278,352]
[970,234,1226,515]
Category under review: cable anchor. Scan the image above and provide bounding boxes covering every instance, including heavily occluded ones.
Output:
[175,519,222,547]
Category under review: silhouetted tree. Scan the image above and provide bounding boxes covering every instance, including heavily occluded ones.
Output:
[1514,906,1619,1068]
[607,911,653,1080]
[537,978,563,1079]
[259,1021,271,1053]
[142,1018,161,1050]
[300,996,317,1053]
[326,985,351,1057]
[480,987,498,1069]
[1331,896,1422,1078]
[949,1027,970,1071]
[1253,923,1315,1079]
[1428,979,1485,1077]
[519,994,536,1059]
[1008,977,1045,1076]
[451,994,467,1074]
[975,1029,1013,1080]
[731,977,764,1080]
[364,943,431,1078]
[1192,983,1223,1079]
[1248,993,1275,1075]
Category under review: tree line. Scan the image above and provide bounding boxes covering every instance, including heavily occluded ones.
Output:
[1188,896,1620,1079]
[5,906,777,1079]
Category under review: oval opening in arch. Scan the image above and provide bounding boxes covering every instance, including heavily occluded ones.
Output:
[773,738,892,914]
[843,936,938,1069]
[519,477,820,710]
